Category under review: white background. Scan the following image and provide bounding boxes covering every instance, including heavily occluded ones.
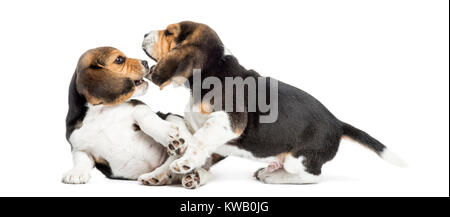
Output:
[0,0,448,197]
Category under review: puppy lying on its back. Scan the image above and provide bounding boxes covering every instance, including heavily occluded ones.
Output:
[63,47,191,184]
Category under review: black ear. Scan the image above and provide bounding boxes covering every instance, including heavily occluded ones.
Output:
[150,46,202,86]
[76,66,135,105]
[65,72,87,142]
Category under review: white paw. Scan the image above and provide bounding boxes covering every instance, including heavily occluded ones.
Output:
[62,170,91,184]
[170,158,195,174]
[167,124,188,156]
[181,170,201,189]
[254,167,270,183]
[138,171,171,186]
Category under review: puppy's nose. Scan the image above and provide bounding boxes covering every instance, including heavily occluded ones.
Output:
[141,60,149,69]
[144,33,149,38]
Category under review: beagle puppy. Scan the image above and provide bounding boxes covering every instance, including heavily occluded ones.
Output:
[142,21,406,186]
[63,46,194,184]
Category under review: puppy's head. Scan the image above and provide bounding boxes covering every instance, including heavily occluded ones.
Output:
[75,47,150,105]
[142,21,224,89]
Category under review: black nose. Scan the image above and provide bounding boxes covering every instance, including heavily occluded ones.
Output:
[144,33,149,38]
[141,60,149,69]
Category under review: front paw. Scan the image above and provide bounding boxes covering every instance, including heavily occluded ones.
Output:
[170,158,195,174]
[167,125,187,156]
[138,171,171,186]
[62,170,91,184]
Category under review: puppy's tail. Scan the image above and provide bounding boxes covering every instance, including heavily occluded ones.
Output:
[342,122,407,167]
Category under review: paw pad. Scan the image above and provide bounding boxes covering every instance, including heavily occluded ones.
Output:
[138,171,171,186]
[167,130,187,156]
[170,159,195,174]
[182,170,201,189]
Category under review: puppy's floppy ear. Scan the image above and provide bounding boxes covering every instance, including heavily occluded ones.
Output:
[76,64,135,105]
[66,71,87,141]
[151,45,203,87]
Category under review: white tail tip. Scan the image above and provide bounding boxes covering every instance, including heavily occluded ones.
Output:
[380,149,408,168]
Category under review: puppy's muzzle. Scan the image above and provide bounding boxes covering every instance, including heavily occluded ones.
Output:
[142,30,158,61]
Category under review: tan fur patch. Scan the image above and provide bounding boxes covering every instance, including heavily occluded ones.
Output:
[94,156,108,165]
[277,152,290,162]
[191,101,214,114]
[200,102,213,114]
[159,80,172,90]
[233,128,244,135]
[151,23,181,61]
[75,120,83,129]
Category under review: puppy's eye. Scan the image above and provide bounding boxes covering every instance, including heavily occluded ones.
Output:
[164,30,173,36]
[114,56,125,64]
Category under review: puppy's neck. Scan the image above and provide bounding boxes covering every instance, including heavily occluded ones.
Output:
[86,102,119,110]
[87,102,105,109]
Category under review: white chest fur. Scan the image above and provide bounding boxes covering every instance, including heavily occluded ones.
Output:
[69,103,166,179]
[183,101,210,132]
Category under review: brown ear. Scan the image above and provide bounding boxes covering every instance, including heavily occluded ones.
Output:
[151,45,203,87]
[76,65,135,105]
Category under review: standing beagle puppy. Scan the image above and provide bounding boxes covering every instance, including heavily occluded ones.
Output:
[142,21,406,186]
[63,46,193,184]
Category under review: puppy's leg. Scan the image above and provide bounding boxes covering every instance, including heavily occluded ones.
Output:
[181,168,211,189]
[138,156,179,185]
[254,155,321,184]
[254,168,306,184]
[170,111,241,174]
[164,114,193,157]
[62,151,94,184]
[179,154,225,189]
[283,154,321,184]
[132,105,180,146]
